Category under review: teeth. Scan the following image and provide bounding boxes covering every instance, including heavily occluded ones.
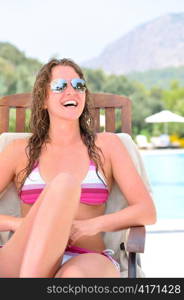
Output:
[63,100,77,106]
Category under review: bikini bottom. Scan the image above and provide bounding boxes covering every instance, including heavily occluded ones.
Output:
[62,245,120,272]
[0,244,120,273]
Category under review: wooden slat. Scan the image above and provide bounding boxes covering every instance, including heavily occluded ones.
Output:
[91,92,132,134]
[91,92,131,107]
[121,99,132,134]
[0,93,32,133]
[16,107,26,132]
[105,108,115,132]
[0,93,32,108]
[0,106,9,132]
[94,108,100,132]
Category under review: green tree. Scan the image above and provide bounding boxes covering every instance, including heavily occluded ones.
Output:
[103,74,134,96]
[162,80,184,112]
[0,42,41,96]
[0,42,26,65]
[162,81,184,136]
[83,68,106,92]
[0,57,16,95]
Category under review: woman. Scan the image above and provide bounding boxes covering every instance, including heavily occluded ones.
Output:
[0,58,156,277]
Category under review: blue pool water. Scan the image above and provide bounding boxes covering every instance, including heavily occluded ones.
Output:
[141,152,184,219]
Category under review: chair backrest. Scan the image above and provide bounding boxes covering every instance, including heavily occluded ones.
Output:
[0,92,132,134]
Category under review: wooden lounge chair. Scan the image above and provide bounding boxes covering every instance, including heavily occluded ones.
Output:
[0,92,150,277]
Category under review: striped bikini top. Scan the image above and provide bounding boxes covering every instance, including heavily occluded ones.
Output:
[19,160,109,206]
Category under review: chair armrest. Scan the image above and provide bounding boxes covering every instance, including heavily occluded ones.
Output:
[119,226,145,277]
[126,225,145,253]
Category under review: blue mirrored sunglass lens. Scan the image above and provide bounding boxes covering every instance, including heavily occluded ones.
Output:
[71,79,86,91]
[50,79,67,92]
[50,78,86,93]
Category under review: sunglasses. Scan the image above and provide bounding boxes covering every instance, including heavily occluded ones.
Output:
[50,78,86,93]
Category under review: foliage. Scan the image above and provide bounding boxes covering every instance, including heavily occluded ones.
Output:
[0,42,41,96]
[127,66,184,89]
[162,81,184,136]
[1,42,184,137]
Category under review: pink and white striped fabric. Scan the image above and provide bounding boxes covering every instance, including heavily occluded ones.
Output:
[19,160,109,206]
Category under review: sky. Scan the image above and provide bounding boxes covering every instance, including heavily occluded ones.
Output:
[0,0,184,65]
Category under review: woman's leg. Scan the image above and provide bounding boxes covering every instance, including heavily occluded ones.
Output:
[54,253,121,278]
[0,173,81,278]
[0,184,51,277]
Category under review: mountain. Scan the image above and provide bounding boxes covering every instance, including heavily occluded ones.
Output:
[82,13,184,74]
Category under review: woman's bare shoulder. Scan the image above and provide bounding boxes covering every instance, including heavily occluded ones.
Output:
[1,137,29,155]
[12,137,29,151]
[96,132,116,150]
[97,132,131,161]
[12,138,31,182]
[0,138,30,193]
[95,132,117,165]
[12,138,30,166]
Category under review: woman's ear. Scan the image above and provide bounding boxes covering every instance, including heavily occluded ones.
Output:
[43,102,47,109]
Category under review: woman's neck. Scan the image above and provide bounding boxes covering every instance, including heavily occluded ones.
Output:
[48,119,82,147]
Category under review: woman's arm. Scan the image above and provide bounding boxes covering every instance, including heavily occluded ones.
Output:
[0,215,23,232]
[69,133,156,244]
[96,133,156,232]
[0,139,20,194]
[0,139,25,232]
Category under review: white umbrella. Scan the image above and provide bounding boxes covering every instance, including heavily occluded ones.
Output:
[145,110,184,134]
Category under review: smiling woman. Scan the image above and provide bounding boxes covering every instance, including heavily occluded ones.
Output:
[0,58,156,278]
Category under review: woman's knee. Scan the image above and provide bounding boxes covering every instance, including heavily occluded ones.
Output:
[49,172,81,192]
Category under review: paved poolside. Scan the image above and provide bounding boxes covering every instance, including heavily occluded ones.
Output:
[140,219,184,278]
[140,148,184,155]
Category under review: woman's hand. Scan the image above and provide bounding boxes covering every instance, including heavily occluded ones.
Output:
[10,216,24,232]
[68,218,102,245]
[0,215,24,232]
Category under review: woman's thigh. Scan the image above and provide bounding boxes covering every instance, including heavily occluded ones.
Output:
[0,173,80,278]
[0,187,49,277]
[54,253,121,278]
[0,173,81,277]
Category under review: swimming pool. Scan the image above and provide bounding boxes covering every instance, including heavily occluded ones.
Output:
[141,150,184,219]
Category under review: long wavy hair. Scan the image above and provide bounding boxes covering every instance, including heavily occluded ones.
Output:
[16,58,107,194]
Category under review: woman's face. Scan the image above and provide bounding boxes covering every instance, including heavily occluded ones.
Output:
[45,65,86,121]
